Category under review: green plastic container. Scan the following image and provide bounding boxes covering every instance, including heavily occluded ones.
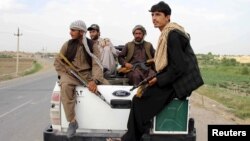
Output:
[153,99,189,134]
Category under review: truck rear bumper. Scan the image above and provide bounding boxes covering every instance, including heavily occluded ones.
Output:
[43,125,123,141]
[43,125,196,141]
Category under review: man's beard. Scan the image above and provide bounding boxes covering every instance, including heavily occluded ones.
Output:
[91,35,99,40]
[134,37,144,45]
[135,37,142,42]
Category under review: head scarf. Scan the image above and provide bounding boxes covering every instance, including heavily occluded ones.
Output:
[154,22,189,72]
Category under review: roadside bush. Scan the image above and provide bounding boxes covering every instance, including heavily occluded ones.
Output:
[241,67,249,75]
[221,58,238,66]
[0,54,13,58]
[23,61,42,75]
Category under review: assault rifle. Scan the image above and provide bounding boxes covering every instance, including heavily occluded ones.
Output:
[58,53,110,106]
[118,59,154,74]
[130,73,156,91]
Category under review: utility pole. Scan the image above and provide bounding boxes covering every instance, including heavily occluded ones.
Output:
[14,27,22,76]
[42,47,45,58]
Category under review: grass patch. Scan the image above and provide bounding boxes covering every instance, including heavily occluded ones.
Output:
[196,86,250,119]
[22,61,43,75]
[200,66,250,94]
[197,62,250,119]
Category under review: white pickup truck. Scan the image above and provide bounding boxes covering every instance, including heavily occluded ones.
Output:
[43,76,196,141]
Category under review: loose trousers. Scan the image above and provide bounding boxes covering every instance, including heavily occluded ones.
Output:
[59,73,81,122]
[122,85,176,141]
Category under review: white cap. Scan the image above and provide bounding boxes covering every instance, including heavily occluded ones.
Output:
[70,20,87,32]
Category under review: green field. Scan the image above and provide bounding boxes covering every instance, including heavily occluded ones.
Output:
[197,54,250,119]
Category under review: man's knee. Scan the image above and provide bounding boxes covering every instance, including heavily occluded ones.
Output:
[131,72,140,79]
[127,72,140,84]
[60,83,76,98]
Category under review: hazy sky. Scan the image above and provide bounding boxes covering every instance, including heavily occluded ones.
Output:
[0,0,250,55]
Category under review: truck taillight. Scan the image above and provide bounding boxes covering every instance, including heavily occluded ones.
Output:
[51,91,60,102]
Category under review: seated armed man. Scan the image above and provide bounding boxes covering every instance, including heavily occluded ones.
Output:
[87,24,120,78]
[54,20,108,138]
[118,25,156,85]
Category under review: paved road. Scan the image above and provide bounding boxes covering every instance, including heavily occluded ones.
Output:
[0,70,57,141]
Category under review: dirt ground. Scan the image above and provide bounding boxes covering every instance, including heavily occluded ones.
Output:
[0,58,34,77]
[189,92,249,141]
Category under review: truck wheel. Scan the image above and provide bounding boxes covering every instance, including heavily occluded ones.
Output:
[43,125,58,141]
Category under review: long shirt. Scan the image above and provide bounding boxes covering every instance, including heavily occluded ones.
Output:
[118,41,155,66]
[54,40,105,83]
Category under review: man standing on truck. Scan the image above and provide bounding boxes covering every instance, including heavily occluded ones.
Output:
[54,20,108,138]
[116,1,204,141]
[87,24,120,78]
[117,25,156,85]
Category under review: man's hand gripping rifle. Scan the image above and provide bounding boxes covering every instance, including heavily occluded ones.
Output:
[58,53,110,106]
[118,59,154,74]
[130,73,156,98]
[130,74,156,91]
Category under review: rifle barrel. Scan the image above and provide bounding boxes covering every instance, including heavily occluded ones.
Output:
[130,86,137,91]
[58,53,110,106]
